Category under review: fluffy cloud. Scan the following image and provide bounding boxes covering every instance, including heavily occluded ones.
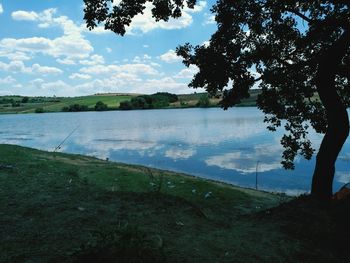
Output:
[56,58,76,65]
[159,49,182,63]
[12,10,39,21]
[165,148,197,160]
[205,144,283,174]
[0,51,31,61]
[0,76,16,84]
[117,1,206,34]
[79,54,105,66]
[175,65,199,79]
[135,77,189,94]
[80,63,158,76]
[69,73,91,80]
[32,64,63,74]
[203,13,215,25]
[4,8,93,61]
[0,60,62,75]
[0,4,3,14]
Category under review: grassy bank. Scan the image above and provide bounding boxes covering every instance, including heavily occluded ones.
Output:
[0,144,349,262]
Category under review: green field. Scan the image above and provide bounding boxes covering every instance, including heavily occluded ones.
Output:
[0,94,133,114]
[1,144,349,262]
[0,90,262,114]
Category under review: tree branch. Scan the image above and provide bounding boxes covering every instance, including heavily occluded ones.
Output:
[285,8,314,24]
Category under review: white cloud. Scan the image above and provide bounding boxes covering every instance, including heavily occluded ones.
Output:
[3,8,93,61]
[187,1,207,13]
[0,60,62,75]
[56,58,76,65]
[0,51,31,61]
[205,144,283,174]
[69,73,91,80]
[123,2,205,34]
[0,76,16,84]
[165,148,197,160]
[79,54,105,66]
[159,49,182,63]
[110,0,205,31]
[80,63,158,76]
[83,25,110,35]
[0,4,3,14]
[133,77,189,94]
[203,13,215,25]
[40,80,71,94]
[336,171,350,184]
[12,10,39,21]
[32,63,63,74]
[106,47,112,53]
[175,65,199,79]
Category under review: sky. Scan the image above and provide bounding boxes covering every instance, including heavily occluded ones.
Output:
[0,0,217,97]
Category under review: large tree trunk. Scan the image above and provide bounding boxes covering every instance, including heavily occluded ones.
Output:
[311,30,350,200]
[311,66,349,199]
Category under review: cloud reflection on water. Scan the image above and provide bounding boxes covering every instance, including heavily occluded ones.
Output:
[165,148,197,160]
[205,144,283,174]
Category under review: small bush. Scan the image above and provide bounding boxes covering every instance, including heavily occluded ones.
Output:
[197,94,210,108]
[62,104,89,112]
[35,107,44,113]
[94,101,108,111]
[119,100,133,110]
[21,97,29,103]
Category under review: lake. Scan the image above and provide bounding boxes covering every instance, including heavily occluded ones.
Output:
[1,107,349,195]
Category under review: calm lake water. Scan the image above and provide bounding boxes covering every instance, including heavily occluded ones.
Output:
[1,108,349,195]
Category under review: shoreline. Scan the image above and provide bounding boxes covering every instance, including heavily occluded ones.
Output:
[0,104,258,115]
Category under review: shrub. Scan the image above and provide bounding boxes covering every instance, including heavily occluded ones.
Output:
[11,101,20,107]
[94,101,108,111]
[119,100,133,110]
[35,107,44,113]
[21,97,29,103]
[197,94,210,108]
[62,104,89,112]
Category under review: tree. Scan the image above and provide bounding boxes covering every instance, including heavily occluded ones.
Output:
[119,100,133,110]
[84,0,350,200]
[94,101,108,111]
[21,97,29,103]
[197,93,210,108]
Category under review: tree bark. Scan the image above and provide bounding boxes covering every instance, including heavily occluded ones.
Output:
[311,30,350,200]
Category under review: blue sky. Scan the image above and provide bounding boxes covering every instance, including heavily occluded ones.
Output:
[0,0,216,96]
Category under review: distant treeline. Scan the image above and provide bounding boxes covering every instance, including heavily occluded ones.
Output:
[62,101,109,112]
[119,92,178,110]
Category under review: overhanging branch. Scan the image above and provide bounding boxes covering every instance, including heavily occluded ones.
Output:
[285,8,314,24]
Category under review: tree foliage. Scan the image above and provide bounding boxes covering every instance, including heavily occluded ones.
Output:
[197,93,210,108]
[95,101,108,111]
[119,92,178,110]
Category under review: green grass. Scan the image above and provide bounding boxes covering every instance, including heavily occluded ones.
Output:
[0,144,349,262]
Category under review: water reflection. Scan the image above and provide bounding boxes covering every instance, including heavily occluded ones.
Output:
[205,143,282,174]
[0,108,348,194]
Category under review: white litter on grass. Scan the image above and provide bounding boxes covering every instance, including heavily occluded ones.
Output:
[204,191,212,199]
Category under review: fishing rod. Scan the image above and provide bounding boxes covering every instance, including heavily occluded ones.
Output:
[53,125,79,152]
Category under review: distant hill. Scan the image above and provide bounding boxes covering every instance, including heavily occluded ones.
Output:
[0,90,262,114]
